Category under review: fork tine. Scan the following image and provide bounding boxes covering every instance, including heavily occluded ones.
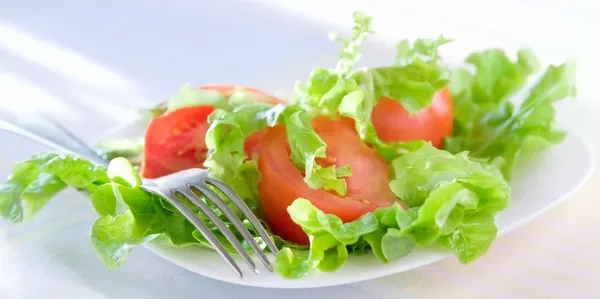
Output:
[203,178,279,255]
[141,185,244,278]
[178,188,260,274]
[191,183,273,271]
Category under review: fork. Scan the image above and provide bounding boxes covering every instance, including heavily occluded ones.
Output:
[0,112,279,278]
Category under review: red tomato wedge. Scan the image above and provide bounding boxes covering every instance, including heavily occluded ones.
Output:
[372,87,453,148]
[257,116,402,245]
[141,84,285,178]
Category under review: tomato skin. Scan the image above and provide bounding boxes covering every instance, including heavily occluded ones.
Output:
[258,116,401,245]
[372,87,453,148]
[141,84,285,178]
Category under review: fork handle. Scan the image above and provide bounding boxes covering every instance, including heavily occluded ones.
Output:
[0,112,108,166]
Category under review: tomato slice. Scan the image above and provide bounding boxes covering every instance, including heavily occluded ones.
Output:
[141,84,285,178]
[141,106,214,178]
[258,116,401,245]
[372,87,453,148]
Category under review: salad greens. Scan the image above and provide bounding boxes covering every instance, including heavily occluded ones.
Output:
[276,143,510,278]
[447,52,575,178]
[0,11,575,279]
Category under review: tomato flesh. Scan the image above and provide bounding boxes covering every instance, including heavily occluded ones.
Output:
[141,84,285,178]
[258,116,401,245]
[372,87,453,148]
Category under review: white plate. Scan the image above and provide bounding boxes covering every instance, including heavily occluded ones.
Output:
[101,119,596,288]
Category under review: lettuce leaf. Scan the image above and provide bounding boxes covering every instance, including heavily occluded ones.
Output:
[0,154,276,267]
[294,11,371,114]
[277,143,510,278]
[447,49,576,178]
[275,198,380,278]
[329,11,373,75]
[0,153,108,222]
[390,144,510,262]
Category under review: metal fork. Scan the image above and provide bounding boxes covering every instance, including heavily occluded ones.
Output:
[0,112,279,278]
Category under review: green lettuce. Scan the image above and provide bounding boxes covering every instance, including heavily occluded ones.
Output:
[446,49,576,178]
[0,153,108,222]
[275,198,381,278]
[389,144,509,262]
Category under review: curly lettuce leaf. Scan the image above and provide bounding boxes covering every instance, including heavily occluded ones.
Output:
[329,11,373,75]
[0,154,170,266]
[294,11,371,112]
[275,198,379,278]
[295,67,360,114]
[395,36,451,66]
[390,143,510,262]
[0,153,109,222]
[90,185,166,268]
[447,49,576,178]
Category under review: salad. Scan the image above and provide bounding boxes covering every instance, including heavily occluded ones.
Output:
[0,12,575,279]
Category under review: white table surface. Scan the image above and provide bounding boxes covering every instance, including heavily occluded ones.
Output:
[1,0,599,298]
